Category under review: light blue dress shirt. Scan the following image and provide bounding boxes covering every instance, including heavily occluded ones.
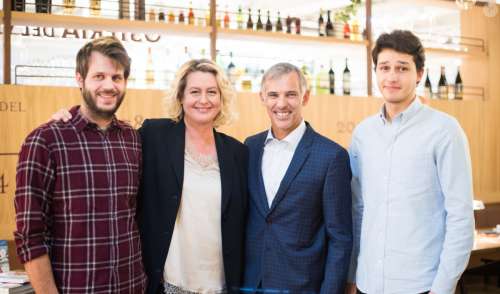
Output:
[348,98,474,294]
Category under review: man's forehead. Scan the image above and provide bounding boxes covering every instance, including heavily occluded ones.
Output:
[88,51,124,72]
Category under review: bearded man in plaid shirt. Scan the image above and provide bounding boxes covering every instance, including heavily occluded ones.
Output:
[14,36,146,293]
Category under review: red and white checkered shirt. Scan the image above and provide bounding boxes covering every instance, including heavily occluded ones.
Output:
[14,105,146,293]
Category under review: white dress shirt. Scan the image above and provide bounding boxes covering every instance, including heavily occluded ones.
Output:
[262,120,306,207]
[348,98,474,294]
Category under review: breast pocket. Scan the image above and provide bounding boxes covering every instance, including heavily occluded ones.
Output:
[392,152,436,191]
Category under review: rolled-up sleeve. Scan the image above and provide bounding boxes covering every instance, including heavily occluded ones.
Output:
[14,130,55,263]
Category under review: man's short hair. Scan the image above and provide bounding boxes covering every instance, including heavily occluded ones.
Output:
[76,36,131,80]
[372,30,425,71]
[261,63,308,95]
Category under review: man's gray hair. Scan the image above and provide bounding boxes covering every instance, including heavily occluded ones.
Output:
[260,62,308,95]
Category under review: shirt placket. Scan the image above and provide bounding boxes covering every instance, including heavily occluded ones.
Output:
[100,130,118,290]
[374,119,401,294]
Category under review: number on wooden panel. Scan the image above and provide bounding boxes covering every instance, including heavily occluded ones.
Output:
[336,121,355,134]
[0,174,8,194]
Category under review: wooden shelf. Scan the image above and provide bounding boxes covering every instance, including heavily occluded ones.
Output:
[10,11,211,37]
[217,28,369,47]
[425,46,486,58]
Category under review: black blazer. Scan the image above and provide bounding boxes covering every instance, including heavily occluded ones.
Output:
[137,119,248,294]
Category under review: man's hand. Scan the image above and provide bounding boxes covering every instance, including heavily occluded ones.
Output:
[50,108,72,122]
[24,254,59,294]
[345,282,357,294]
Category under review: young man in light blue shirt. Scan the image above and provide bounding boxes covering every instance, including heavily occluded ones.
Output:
[347,30,474,294]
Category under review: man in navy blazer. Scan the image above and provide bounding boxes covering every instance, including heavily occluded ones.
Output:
[243,63,353,293]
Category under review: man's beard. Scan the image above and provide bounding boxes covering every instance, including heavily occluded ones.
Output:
[82,86,125,120]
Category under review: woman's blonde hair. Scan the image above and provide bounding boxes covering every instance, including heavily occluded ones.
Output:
[164,58,237,128]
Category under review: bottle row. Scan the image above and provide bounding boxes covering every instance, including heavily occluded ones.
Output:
[424,66,463,100]
[223,52,354,95]
[10,0,365,41]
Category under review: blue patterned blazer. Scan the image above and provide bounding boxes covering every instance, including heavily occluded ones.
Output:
[242,122,353,294]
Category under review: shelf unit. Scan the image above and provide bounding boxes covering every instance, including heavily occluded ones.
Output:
[0,0,489,99]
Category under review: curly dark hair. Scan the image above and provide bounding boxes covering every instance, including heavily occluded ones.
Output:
[372,30,425,71]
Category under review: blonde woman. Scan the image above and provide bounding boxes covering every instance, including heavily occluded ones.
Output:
[138,59,248,294]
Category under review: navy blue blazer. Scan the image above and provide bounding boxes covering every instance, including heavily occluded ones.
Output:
[137,119,248,294]
[243,123,352,294]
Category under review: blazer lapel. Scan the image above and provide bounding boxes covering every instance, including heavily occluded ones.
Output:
[168,120,186,189]
[215,131,233,214]
[268,124,314,214]
[255,134,271,215]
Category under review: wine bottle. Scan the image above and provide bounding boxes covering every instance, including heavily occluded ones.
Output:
[134,0,145,20]
[178,10,185,24]
[276,11,283,32]
[188,2,195,25]
[256,9,263,30]
[227,52,237,87]
[63,0,75,15]
[295,17,301,34]
[237,6,244,29]
[12,0,26,11]
[438,65,448,99]
[318,9,325,37]
[148,9,155,21]
[329,60,335,94]
[90,0,101,16]
[265,10,272,31]
[301,64,312,92]
[286,15,292,34]
[118,0,130,19]
[35,0,51,13]
[424,69,432,99]
[168,9,175,23]
[325,10,334,37]
[343,58,351,95]
[247,8,253,30]
[316,64,329,95]
[454,67,463,100]
[343,22,350,39]
[223,6,230,29]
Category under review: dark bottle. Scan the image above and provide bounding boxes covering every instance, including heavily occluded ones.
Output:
[158,11,165,21]
[318,9,325,36]
[247,8,253,30]
[12,0,25,11]
[286,15,292,34]
[119,0,130,19]
[424,69,432,99]
[256,9,263,30]
[343,58,351,95]
[178,10,185,24]
[134,0,145,20]
[276,11,283,32]
[265,10,272,31]
[325,10,333,36]
[329,60,335,94]
[438,65,448,99]
[455,67,463,100]
[295,17,301,34]
[35,0,51,13]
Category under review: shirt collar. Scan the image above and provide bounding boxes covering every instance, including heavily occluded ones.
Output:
[71,105,123,133]
[378,97,423,125]
[265,119,306,149]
